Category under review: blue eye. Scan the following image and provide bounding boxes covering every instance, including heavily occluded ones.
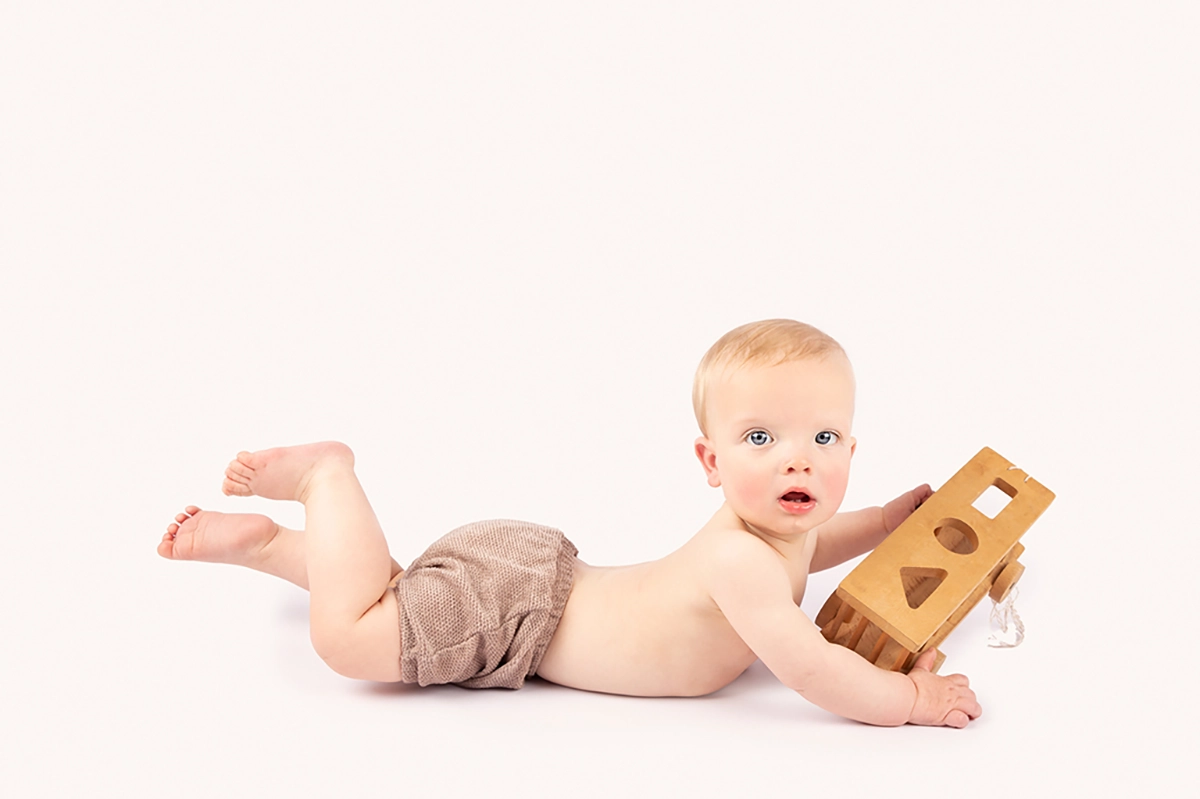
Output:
[815,431,838,445]
[747,430,773,446]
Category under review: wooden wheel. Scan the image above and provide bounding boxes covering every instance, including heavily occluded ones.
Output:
[989,560,1025,603]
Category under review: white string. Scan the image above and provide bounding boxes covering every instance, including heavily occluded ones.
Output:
[987,585,1024,648]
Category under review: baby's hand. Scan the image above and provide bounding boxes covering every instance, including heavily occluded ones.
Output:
[905,650,982,728]
[883,484,933,534]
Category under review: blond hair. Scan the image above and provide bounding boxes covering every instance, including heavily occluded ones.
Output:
[692,319,847,435]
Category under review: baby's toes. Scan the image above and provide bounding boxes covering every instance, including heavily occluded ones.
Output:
[175,504,202,522]
[230,453,257,477]
[223,477,252,496]
[224,459,253,487]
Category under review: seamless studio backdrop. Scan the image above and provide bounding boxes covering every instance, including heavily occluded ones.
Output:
[1,3,1195,797]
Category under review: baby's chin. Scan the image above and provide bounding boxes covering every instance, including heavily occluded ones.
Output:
[740,509,831,541]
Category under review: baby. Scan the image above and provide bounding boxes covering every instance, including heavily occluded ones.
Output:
[159,319,981,727]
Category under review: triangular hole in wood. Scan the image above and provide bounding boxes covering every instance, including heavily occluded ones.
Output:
[900,567,948,609]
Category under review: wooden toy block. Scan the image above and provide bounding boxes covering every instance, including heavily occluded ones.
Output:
[815,447,1054,674]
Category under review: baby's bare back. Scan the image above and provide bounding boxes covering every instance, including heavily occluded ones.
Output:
[536,521,813,697]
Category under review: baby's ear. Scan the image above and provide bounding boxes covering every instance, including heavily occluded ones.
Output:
[849,436,857,458]
[694,438,722,487]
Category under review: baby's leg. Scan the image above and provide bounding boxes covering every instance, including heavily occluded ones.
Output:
[159,506,403,591]
[159,507,309,588]
[222,442,402,682]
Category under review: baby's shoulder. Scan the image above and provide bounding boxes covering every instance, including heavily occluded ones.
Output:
[690,526,788,581]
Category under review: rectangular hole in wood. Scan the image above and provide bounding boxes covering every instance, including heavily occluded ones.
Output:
[972,479,1016,518]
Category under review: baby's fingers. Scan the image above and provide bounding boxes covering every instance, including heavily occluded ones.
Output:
[936,684,982,728]
[945,709,969,728]
[907,669,982,727]
[941,694,981,728]
[956,688,983,723]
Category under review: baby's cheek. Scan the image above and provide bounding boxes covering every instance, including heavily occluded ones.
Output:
[730,471,772,507]
[824,464,852,505]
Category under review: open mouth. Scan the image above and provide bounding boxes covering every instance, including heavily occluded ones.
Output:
[779,490,816,513]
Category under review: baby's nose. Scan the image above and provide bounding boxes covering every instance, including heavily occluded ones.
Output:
[782,448,812,473]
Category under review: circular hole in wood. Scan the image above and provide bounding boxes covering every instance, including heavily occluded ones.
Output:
[934,518,978,555]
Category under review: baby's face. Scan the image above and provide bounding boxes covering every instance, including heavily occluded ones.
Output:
[696,356,857,540]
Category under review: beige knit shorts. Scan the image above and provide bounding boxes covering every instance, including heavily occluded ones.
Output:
[393,519,577,689]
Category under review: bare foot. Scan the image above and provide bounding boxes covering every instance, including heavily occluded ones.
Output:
[158,505,279,567]
[222,441,354,502]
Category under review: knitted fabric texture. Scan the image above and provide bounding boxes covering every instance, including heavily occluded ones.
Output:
[393,519,577,689]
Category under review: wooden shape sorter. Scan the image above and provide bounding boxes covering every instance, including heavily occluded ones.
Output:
[815,447,1054,674]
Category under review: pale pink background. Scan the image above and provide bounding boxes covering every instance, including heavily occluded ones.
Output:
[2,3,1194,796]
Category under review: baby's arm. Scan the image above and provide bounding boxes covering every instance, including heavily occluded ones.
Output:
[810,484,932,571]
[709,535,980,727]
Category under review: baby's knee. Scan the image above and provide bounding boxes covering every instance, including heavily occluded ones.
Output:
[310,599,402,681]
[313,640,378,681]
[310,622,350,672]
